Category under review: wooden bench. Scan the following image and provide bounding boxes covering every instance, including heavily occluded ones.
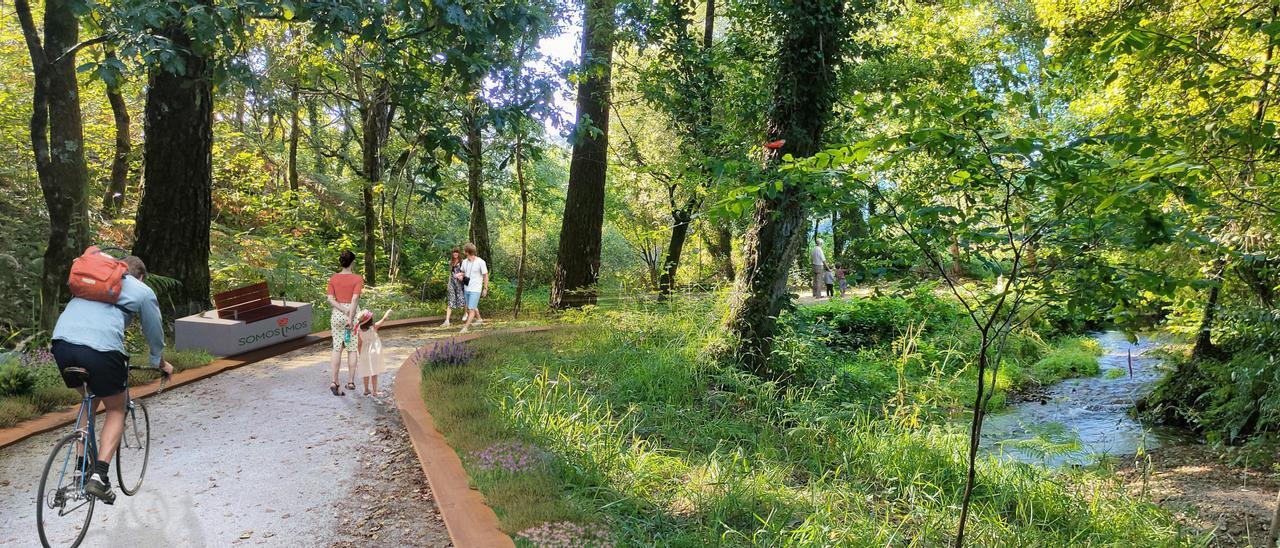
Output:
[212,282,296,324]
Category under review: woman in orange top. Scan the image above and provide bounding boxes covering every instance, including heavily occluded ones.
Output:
[327,251,364,396]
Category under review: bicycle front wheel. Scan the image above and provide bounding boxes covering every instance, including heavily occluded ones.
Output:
[116,398,150,496]
[37,433,95,548]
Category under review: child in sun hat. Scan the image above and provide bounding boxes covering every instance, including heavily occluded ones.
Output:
[355,308,392,396]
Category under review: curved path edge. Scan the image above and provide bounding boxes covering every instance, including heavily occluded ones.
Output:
[394,326,555,548]
[0,316,443,449]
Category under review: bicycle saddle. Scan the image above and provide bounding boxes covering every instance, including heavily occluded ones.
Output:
[61,367,89,383]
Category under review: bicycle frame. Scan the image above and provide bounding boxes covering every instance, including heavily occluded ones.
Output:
[52,390,98,517]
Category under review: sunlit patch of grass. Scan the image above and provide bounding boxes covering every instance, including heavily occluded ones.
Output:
[1032,336,1104,384]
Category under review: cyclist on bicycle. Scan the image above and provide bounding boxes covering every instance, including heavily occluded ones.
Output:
[50,255,172,505]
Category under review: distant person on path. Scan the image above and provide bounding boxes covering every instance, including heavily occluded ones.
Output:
[51,254,173,504]
[442,248,465,327]
[836,265,849,297]
[824,267,835,298]
[356,308,392,397]
[459,242,489,334]
[810,238,827,298]
[327,250,363,396]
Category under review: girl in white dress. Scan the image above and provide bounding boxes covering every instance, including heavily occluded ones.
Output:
[355,309,392,396]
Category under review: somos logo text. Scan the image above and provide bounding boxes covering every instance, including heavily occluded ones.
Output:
[239,316,310,347]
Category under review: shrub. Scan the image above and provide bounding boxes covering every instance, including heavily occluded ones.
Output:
[0,362,35,396]
[29,384,81,413]
[1144,349,1280,448]
[798,291,955,351]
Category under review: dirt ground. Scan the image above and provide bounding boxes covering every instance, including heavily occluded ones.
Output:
[329,394,452,548]
[1117,444,1279,546]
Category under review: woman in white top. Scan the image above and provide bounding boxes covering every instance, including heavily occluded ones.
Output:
[458,242,489,334]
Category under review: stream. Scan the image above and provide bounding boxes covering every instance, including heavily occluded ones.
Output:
[980,331,1193,467]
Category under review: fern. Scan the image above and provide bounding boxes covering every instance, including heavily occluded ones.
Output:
[143,273,183,301]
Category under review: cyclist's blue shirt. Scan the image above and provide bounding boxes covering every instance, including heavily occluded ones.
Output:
[52,275,166,367]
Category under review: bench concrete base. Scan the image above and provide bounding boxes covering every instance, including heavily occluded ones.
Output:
[175,301,313,357]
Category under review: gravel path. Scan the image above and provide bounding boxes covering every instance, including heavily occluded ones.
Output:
[0,325,454,547]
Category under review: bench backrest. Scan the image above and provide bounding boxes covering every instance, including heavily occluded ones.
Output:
[213,282,272,320]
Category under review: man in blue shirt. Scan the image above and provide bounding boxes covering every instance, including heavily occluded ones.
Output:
[51,255,172,505]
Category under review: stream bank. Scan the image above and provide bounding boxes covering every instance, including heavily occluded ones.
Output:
[983,330,1277,545]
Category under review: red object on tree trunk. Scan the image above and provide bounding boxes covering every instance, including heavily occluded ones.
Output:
[763,139,785,149]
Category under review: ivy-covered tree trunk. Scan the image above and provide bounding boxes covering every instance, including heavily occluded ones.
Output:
[465,102,492,262]
[15,0,91,330]
[133,22,213,314]
[102,51,131,219]
[707,225,735,282]
[309,98,326,176]
[550,0,616,309]
[718,0,847,373]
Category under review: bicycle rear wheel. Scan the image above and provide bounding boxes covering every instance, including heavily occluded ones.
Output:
[116,398,150,495]
[37,433,95,548]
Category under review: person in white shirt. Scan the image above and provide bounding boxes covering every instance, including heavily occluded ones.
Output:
[810,238,827,298]
[458,242,489,334]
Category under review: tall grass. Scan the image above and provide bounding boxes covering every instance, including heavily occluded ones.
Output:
[421,294,1190,546]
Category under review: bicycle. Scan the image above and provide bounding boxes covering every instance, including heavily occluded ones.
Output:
[36,365,169,548]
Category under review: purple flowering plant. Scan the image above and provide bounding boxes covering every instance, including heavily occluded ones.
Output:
[420,338,476,367]
[516,521,613,548]
[470,441,544,473]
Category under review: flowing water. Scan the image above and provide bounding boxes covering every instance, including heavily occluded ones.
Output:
[981,331,1192,467]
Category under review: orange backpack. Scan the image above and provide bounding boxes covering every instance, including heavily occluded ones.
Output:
[68,246,129,304]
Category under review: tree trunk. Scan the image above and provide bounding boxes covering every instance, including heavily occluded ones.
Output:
[133,20,213,314]
[657,0,719,296]
[465,101,492,262]
[658,209,692,294]
[831,211,843,261]
[287,80,301,191]
[708,224,735,282]
[358,82,392,286]
[849,195,868,239]
[15,0,92,330]
[514,130,529,318]
[717,0,846,373]
[1191,257,1227,361]
[101,51,131,219]
[549,0,616,309]
[234,86,246,131]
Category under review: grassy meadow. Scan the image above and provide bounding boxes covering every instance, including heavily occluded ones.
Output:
[420,293,1194,546]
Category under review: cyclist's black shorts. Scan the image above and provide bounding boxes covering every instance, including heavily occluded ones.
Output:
[51,340,129,397]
